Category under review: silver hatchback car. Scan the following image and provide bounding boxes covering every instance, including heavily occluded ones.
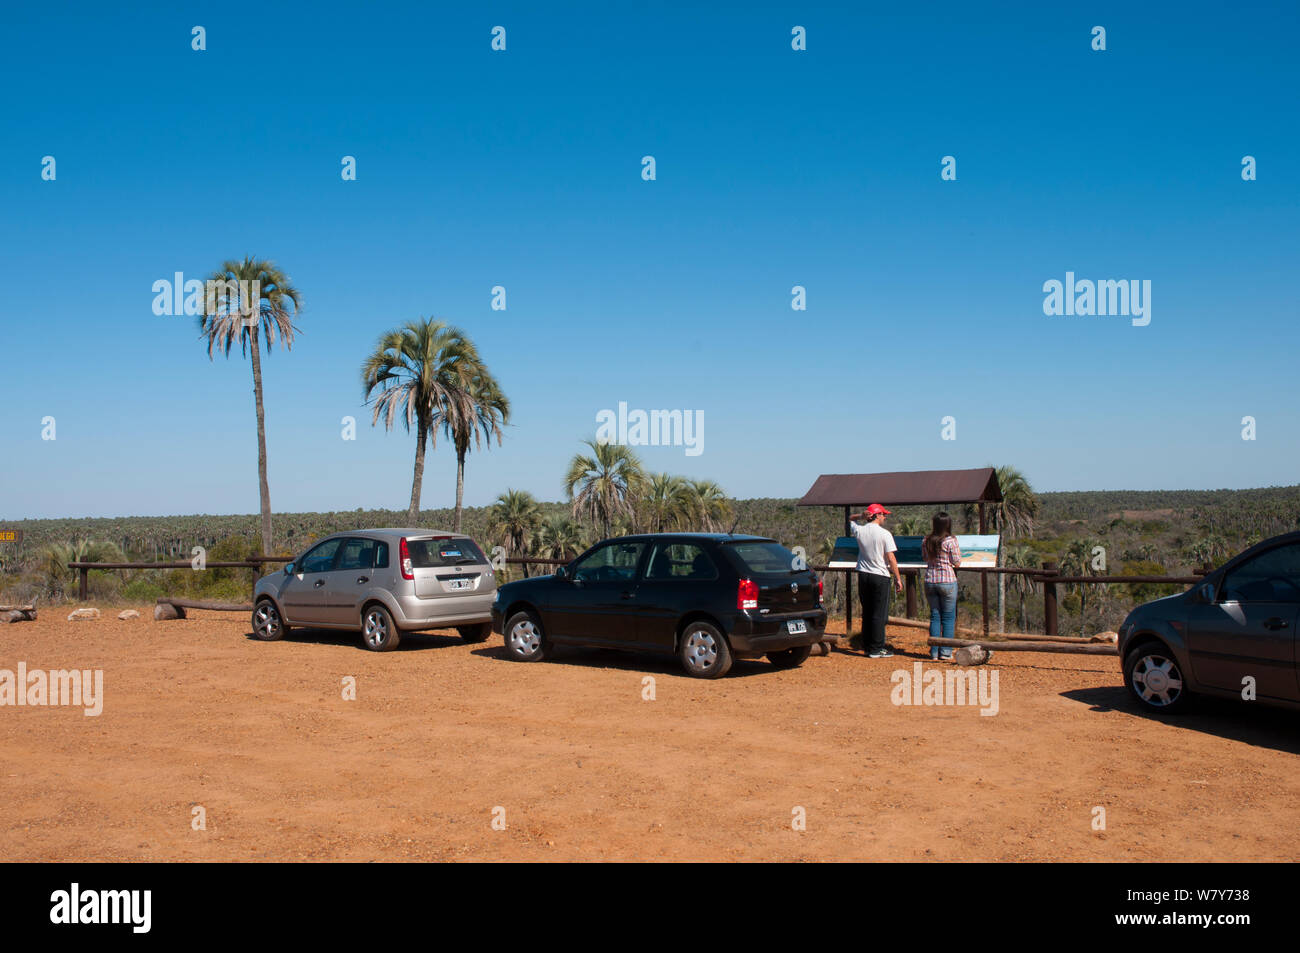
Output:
[251,528,497,651]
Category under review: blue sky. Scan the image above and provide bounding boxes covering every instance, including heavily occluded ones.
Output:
[2,1,1297,520]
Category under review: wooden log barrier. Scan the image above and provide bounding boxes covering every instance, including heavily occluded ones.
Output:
[927,636,1118,656]
[155,597,253,619]
[889,616,1107,643]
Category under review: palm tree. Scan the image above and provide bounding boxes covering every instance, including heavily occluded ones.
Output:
[361,320,484,525]
[1060,537,1103,635]
[683,479,733,531]
[535,515,587,561]
[564,439,645,537]
[434,370,509,532]
[637,473,690,533]
[38,540,124,600]
[488,489,541,576]
[892,515,927,536]
[1187,533,1230,570]
[1002,544,1038,631]
[987,465,1040,633]
[199,257,302,554]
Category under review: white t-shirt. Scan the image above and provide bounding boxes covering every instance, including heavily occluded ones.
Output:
[850,520,897,576]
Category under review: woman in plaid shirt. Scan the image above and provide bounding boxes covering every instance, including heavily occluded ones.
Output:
[923,512,962,660]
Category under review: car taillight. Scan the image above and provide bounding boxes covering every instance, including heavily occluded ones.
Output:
[817,576,824,599]
[399,537,414,580]
[737,578,758,610]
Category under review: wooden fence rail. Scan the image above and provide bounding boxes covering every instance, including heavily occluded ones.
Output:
[67,555,1208,636]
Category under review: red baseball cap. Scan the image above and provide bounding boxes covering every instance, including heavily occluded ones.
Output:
[866,503,891,515]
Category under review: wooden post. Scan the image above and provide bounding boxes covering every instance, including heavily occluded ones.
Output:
[905,569,917,619]
[1043,560,1058,636]
[844,506,853,637]
[978,503,989,637]
[78,566,88,601]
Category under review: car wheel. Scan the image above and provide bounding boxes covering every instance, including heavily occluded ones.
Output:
[767,645,812,669]
[458,622,492,643]
[1124,643,1191,713]
[362,604,401,652]
[679,621,733,679]
[505,610,548,661]
[252,599,289,641]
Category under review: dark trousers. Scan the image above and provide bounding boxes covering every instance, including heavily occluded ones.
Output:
[858,572,891,653]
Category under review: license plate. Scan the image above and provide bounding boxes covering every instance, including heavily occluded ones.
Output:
[448,579,472,590]
[786,619,807,635]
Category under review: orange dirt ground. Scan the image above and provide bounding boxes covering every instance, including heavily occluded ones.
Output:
[2,611,1297,862]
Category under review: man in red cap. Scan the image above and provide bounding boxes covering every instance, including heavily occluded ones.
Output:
[848,504,903,657]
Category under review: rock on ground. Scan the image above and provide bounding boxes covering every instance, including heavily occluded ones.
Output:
[118,609,141,620]
[66,608,101,622]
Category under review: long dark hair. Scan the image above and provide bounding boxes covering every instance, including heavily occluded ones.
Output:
[923,511,954,560]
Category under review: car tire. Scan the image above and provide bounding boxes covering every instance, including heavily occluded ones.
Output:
[361,603,401,652]
[1124,642,1192,714]
[457,622,492,643]
[678,621,733,679]
[767,645,812,669]
[251,598,289,642]
[505,610,548,662]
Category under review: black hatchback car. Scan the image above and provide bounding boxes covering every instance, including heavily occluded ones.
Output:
[1118,531,1300,713]
[490,533,827,678]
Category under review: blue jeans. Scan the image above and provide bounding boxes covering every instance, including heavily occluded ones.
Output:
[926,582,958,659]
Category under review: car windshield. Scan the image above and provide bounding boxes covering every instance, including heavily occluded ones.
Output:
[407,537,487,568]
[726,541,798,575]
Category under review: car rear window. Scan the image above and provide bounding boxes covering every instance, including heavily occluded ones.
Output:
[407,537,487,568]
[725,541,800,575]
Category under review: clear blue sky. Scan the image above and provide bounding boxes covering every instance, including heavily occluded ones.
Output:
[2,1,1297,520]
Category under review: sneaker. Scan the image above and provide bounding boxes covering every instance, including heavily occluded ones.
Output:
[866,648,895,659]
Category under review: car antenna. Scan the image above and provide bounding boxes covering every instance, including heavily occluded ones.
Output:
[727,516,740,536]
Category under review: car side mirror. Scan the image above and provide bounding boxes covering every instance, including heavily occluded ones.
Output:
[1190,580,1214,604]
[283,562,294,575]
[554,565,568,580]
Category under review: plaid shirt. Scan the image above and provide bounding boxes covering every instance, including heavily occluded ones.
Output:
[925,536,961,584]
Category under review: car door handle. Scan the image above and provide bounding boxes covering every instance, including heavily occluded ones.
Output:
[1263,617,1290,630]
[356,576,369,584]
[313,579,326,588]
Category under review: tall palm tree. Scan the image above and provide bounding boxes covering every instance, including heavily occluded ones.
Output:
[564,439,645,537]
[435,371,509,532]
[683,479,733,531]
[638,473,690,533]
[361,320,484,524]
[199,257,302,555]
[535,515,587,561]
[984,465,1040,633]
[488,489,541,576]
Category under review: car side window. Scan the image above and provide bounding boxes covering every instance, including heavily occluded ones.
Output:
[645,543,718,581]
[1220,544,1300,604]
[571,542,646,584]
[299,539,342,574]
[336,538,378,572]
[374,542,389,569]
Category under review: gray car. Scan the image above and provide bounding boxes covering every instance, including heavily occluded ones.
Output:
[251,528,497,651]
[1118,531,1300,713]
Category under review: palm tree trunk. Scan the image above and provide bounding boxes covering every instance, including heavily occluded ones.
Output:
[248,330,273,555]
[454,448,466,533]
[408,421,427,524]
